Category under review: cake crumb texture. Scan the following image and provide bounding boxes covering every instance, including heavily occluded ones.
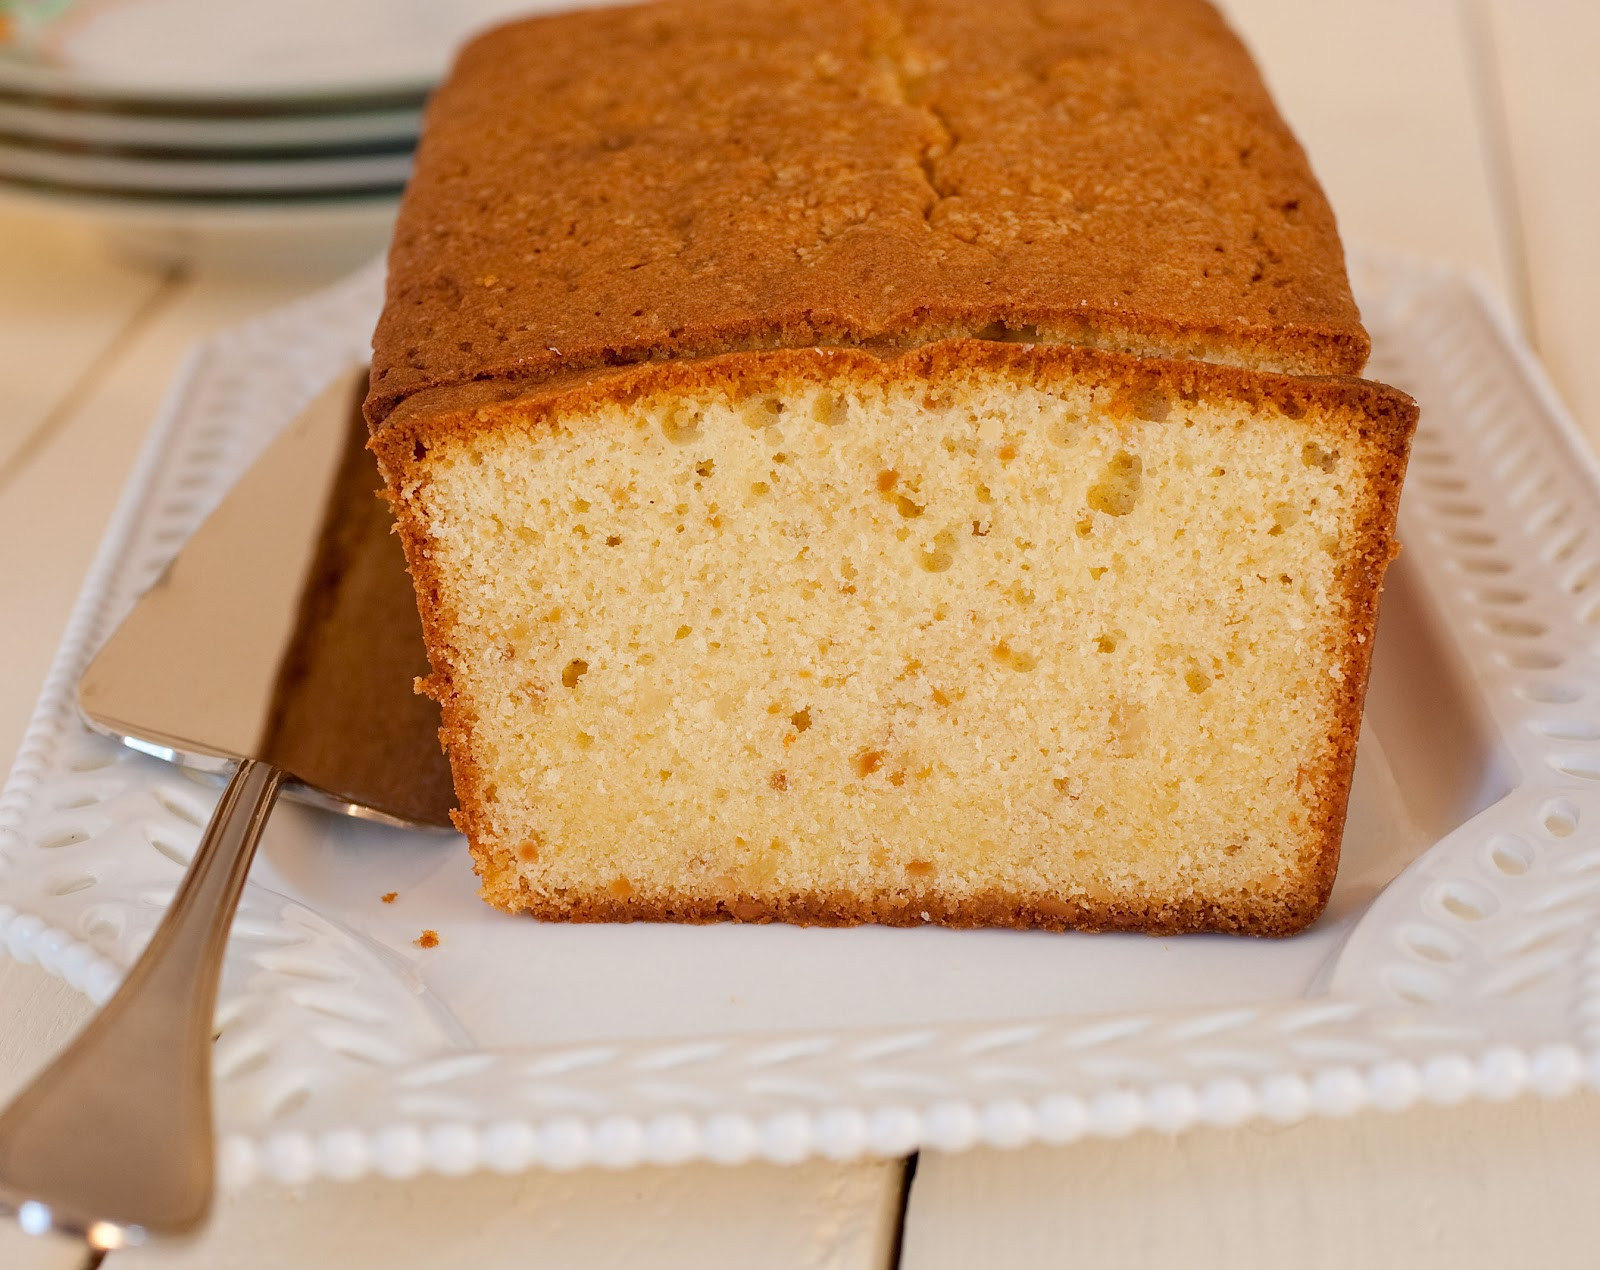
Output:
[369,0,1367,424]
[387,349,1412,935]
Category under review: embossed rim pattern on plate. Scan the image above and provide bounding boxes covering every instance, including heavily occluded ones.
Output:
[4,251,1600,1187]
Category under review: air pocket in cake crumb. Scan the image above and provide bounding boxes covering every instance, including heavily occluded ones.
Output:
[1110,701,1149,757]
[661,404,702,443]
[854,749,885,777]
[1302,441,1339,472]
[1047,411,1086,446]
[1087,451,1143,516]
[991,640,1037,671]
[561,658,589,688]
[975,320,1039,343]
[918,528,958,572]
[876,468,925,518]
[741,396,784,428]
[811,391,848,427]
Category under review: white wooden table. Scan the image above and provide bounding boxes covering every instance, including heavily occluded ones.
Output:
[2,1,1598,1264]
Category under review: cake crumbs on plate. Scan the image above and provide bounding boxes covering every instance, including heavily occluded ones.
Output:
[415,929,440,948]
[381,891,398,904]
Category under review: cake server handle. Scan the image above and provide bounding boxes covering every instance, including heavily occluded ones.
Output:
[0,759,284,1254]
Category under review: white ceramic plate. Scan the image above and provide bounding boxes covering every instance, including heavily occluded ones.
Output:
[0,99,422,151]
[0,0,616,104]
[0,182,397,271]
[0,138,411,194]
[2,251,1599,1188]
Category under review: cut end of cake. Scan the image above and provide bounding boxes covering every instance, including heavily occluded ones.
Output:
[377,344,1412,936]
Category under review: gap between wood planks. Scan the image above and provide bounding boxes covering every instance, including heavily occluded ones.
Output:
[0,267,189,499]
[1457,0,1539,350]
[887,1153,920,1268]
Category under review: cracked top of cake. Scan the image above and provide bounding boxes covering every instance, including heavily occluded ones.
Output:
[367,0,1368,428]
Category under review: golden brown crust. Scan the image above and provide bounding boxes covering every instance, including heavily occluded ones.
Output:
[367,0,1367,428]
[1303,387,1413,917]
[378,342,1416,937]
[472,847,1330,937]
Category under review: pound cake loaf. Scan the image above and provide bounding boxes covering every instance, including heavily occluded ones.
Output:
[366,0,1417,935]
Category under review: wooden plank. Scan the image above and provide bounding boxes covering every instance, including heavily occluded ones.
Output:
[0,206,173,483]
[901,1098,1600,1270]
[1480,0,1600,440]
[1216,0,1512,296]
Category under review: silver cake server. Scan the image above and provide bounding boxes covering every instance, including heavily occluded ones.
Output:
[0,366,454,1261]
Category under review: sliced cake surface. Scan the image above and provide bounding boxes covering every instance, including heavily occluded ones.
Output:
[366,0,1417,935]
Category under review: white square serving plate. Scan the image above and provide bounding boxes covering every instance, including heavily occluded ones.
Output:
[3,250,1599,1187]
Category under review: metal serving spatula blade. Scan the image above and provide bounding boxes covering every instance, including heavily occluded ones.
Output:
[0,367,453,1258]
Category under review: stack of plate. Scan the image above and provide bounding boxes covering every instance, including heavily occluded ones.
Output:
[0,0,572,266]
